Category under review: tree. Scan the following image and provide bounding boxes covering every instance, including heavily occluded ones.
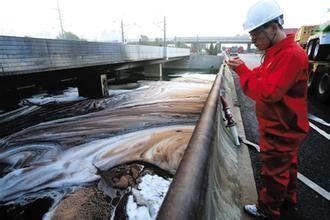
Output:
[56,31,82,40]
[206,43,221,55]
[209,43,214,53]
[139,35,163,46]
[154,38,162,46]
[214,44,219,53]
[175,41,189,48]
[139,35,149,44]
[190,42,206,54]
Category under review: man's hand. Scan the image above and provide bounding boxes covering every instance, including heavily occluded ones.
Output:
[225,57,244,71]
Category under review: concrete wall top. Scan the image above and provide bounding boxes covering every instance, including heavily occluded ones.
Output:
[164,54,221,71]
[0,36,190,76]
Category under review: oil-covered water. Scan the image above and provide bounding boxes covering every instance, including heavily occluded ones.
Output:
[0,73,215,219]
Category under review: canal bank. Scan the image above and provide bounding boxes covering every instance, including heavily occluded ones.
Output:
[0,63,258,219]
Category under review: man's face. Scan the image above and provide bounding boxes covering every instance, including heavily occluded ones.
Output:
[249,26,272,51]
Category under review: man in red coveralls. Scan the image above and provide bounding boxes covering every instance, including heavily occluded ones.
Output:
[226,0,309,219]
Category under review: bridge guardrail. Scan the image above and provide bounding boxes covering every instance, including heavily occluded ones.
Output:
[157,65,224,219]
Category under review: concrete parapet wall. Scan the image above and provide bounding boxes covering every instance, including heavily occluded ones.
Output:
[0,36,189,76]
[204,65,257,219]
[157,65,257,219]
[163,54,221,71]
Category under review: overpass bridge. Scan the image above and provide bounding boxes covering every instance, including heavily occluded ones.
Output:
[167,36,252,50]
[0,36,190,98]
[129,36,253,51]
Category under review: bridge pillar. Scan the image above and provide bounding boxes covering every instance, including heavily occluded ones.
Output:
[77,74,109,98]
[247,43,252,52]
[144,63,163,79]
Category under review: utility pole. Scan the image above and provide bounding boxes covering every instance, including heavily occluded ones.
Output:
[57,0,65,38]
[163,16,167,59]
[121,19,125,43]
[152,17,167,58]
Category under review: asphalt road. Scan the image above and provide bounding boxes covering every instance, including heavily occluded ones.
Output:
[233,54,330,220]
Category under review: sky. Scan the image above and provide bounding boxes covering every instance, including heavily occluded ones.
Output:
[0,0,329,42]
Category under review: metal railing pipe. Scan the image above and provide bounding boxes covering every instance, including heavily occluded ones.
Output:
[157,65,224,220]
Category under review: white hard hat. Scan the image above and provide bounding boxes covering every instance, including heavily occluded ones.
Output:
[243,0,283,33]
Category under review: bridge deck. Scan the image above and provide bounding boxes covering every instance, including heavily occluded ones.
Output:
[0,36,189,76]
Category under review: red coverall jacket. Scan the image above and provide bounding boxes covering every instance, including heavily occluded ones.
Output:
[235,34,309,151]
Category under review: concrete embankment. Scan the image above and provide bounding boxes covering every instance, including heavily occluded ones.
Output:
[203,65,257,219]
[164,55,221,72]
[158,64,257,220]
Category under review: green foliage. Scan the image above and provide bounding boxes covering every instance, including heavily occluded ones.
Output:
[154,38,162,46]
[57,31,83,40]
[139,35,149,43]
[319,21,330,33]
[175,41,189,48]
[139,35,162,46]
[206,43,221,55]
[190,43,206,53]
[209,43,214,52]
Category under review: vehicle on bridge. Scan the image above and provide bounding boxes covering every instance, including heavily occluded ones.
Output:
[225,46,244,57]
[296,21,330,103]
[295,25,319,49]
[306,21,330,61]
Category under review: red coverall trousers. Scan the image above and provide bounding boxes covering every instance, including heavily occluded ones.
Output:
[235,34,309,218]
[258,133,303,218]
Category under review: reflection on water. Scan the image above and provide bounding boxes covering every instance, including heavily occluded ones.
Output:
[0,73,215,218]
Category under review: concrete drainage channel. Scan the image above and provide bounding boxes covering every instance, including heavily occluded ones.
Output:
[157,64,257,219]
[0,64,257,219]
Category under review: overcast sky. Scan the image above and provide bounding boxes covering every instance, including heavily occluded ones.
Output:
[0,0,329,42]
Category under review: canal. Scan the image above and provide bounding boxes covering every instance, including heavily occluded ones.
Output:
[0,71,215,219]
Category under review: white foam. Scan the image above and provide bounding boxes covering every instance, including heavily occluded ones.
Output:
[127,195,152,220]
[20,87,85,106]
[0,78,209,206]
[0,125,188,202]
[0,106,41,123]
[0,143,61,168]
[127,174,172,220]
[171,73,216,82]
[0,160,99,201]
